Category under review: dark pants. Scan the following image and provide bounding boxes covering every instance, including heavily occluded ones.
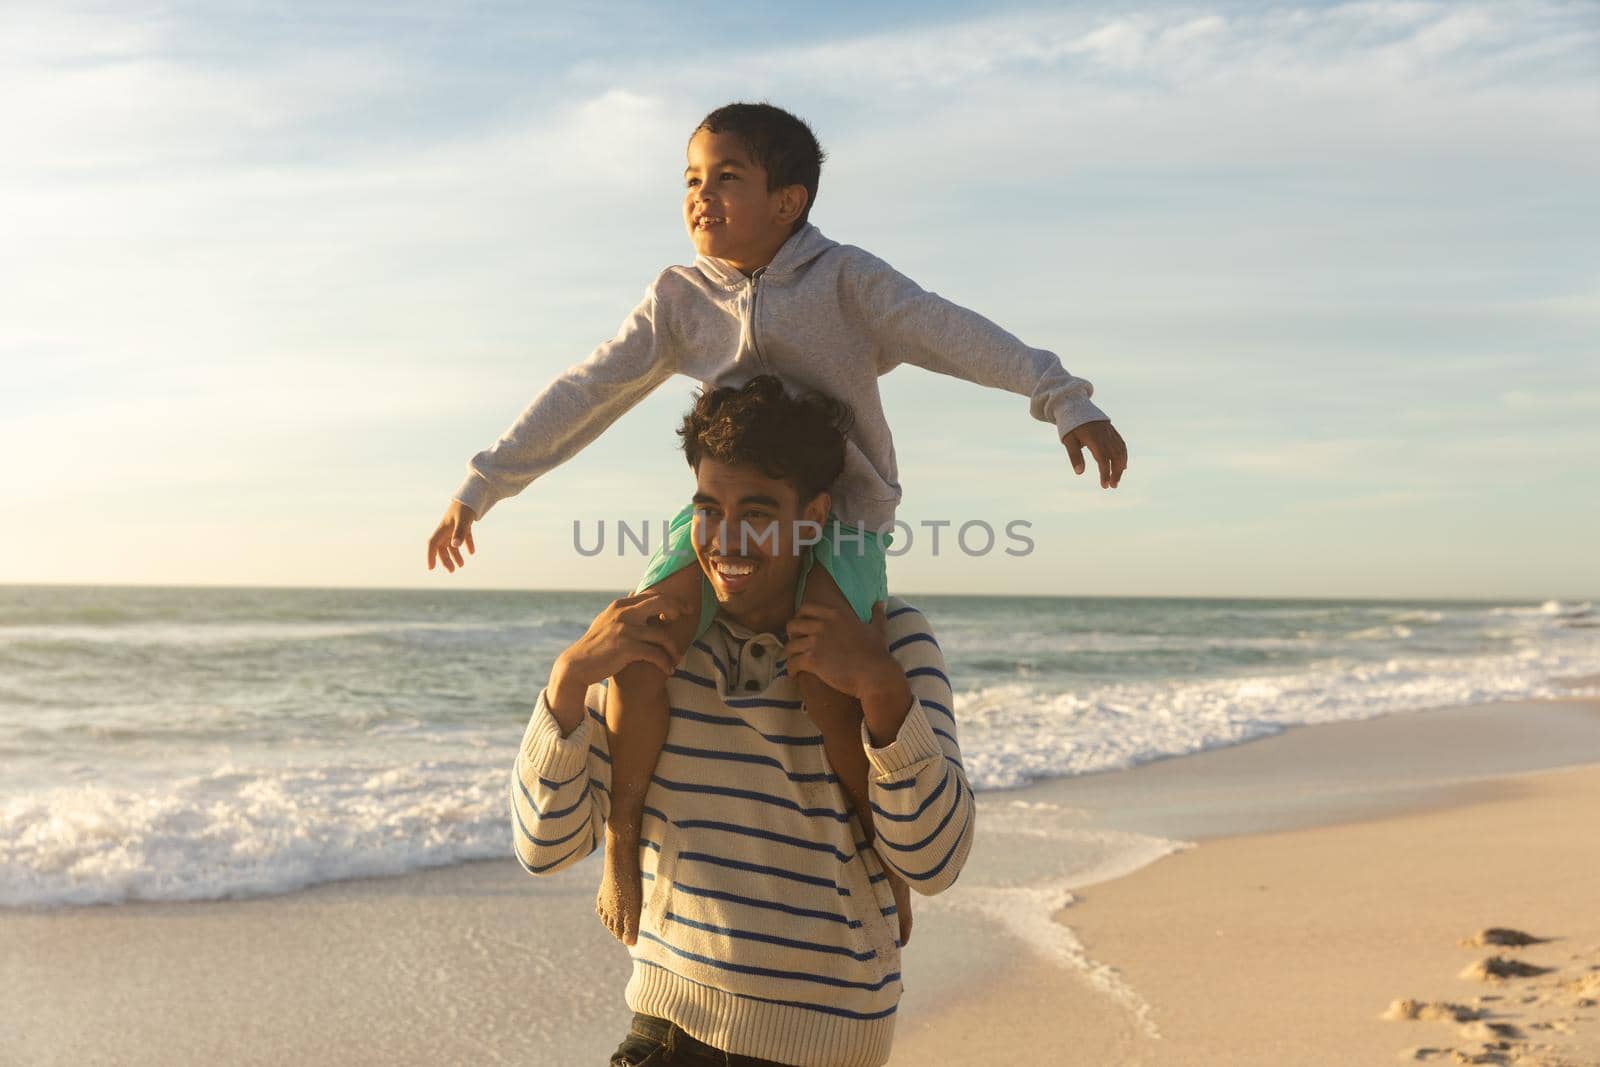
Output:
[609,1013,795,1066]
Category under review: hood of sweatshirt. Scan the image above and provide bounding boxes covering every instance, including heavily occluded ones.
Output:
[691,222,840,290]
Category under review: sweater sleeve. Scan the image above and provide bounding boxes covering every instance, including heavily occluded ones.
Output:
[452,275,678,520]
[861,611,975,896]
[852,250,1108,439]
[509,686,611,876]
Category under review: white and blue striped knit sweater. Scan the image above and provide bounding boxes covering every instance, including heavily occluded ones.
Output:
[510,597,974,1067]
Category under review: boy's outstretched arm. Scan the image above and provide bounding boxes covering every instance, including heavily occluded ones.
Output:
[850,252,1129,488]
[428,277,680,572]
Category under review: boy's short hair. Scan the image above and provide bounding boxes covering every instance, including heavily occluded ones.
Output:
[679,375,852,501]
[694,103,825,229]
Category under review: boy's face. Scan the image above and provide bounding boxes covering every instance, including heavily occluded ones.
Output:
[690,457,829,632]
[683,129,805,273]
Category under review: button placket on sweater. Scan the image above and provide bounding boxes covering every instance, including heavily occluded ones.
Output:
[732,633,779,693]
[719,627,833,808]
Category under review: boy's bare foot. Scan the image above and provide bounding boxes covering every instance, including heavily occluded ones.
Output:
[596,825,643,946]
[888,870,913,946]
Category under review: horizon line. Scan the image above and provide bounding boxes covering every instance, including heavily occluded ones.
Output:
[0,580,1587,607]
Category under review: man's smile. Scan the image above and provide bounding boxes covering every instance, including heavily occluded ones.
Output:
[708,555,759,593]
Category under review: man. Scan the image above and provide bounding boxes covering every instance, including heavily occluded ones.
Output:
[510,375,974,1067]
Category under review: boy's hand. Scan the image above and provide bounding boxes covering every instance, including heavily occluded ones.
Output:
[427,500,478,573]
[1062,420,1128,489]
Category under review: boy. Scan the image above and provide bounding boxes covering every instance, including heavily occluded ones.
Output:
[429,102,1128,948]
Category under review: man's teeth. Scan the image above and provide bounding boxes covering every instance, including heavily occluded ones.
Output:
[713,558,754,577]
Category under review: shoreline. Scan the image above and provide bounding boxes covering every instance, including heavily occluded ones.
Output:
[895,696,1600,1066]
[895,760,1600,1066]
[1021,692,1600,843]
[7,696,1600,1065]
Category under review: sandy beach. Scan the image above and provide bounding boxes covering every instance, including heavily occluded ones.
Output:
[896,725,1600,1065]
[7,696,1600,1066]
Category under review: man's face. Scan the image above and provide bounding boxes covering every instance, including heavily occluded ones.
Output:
[691,457,828,629]
[683,129,797,270]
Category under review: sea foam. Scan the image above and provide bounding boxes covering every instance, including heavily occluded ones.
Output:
[4,590,1597,908]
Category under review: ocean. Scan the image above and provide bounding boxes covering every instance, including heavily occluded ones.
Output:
[2,584,1596,909]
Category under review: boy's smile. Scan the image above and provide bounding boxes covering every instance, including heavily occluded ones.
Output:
[684,129,805,275]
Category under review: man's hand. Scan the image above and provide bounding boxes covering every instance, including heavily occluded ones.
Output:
[546,593,684,733]
[786,602,912,746]
[427,500,478,573]
[1061,419,1129,489]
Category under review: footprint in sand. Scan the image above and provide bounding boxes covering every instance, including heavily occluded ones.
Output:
[1384,1000,1481,1023]
[1458,927,1549,949]
[1459,956,1555,982]
[1386,927,1598,1066]
[1457,1020,1520,1041]
[1556,971,1600,1008]
[1398,1048,1511,1065]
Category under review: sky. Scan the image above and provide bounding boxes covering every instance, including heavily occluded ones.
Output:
[1,0,1596,599]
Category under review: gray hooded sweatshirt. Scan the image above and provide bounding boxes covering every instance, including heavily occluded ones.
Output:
[451,223,1107,534]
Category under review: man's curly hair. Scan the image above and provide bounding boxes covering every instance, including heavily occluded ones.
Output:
[678,375,853,502]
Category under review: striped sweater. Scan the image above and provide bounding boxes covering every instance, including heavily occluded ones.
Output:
[510,597,974,1067]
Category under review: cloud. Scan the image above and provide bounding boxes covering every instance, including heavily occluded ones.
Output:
[667,2,1595,98]
[1,9,408,175]
[2,0,1595,594]
[626,0,1600,196]
[1500,388,1600,412]
[1289,487,1456,514]
[1208,438,1384,476]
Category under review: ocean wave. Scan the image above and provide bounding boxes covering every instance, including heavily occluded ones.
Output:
[1341,624,1414,641]
[0,618,577,650]
[1390,609,1444,624]
[948,635,1600,791]
[0,759,512,908]
[1491,599,1593,619]
[5,592,1597,909]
